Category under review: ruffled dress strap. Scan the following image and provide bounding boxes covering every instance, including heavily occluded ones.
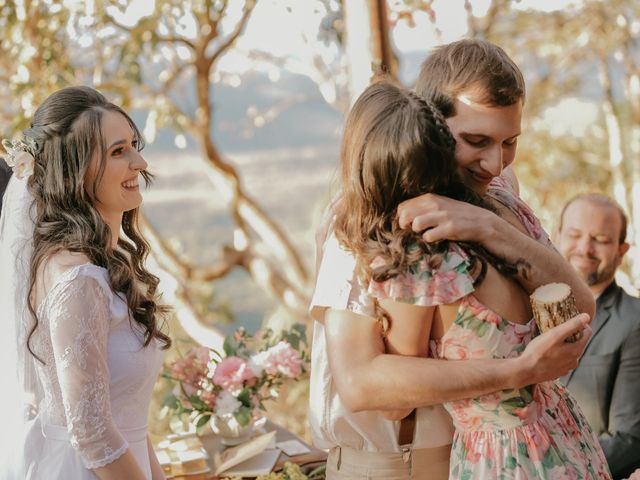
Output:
[487,176,552,247]
[369,243,475,306]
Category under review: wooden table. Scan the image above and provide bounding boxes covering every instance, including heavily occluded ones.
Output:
[172,420,327,479]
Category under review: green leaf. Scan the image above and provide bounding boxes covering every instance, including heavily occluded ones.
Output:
[187,395,208,411]
[307,464,326,479]
[500,396,528,412]
[237,388,252,407]
[234,407,252,427]
[163,393,180,409]
[223,336,237,357]
[196,414,211,429]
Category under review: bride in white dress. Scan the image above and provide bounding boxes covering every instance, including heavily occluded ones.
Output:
[0,86,171,479]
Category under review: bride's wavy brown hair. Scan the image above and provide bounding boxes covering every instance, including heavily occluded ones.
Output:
[334,81,515,294]
[24,86,171,358]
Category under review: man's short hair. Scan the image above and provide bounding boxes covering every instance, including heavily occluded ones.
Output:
[560,193,628,244]
[415,38,526,118]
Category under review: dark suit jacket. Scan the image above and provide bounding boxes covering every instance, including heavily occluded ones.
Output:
[561,281,640,479]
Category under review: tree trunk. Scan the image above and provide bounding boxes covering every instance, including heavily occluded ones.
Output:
[344,0,397,105]
[140,213,226,351]
[368,0,397,78]
[598,56,631,216]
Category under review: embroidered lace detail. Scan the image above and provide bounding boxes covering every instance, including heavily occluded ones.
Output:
[84,440,129,470]
[32,264,128,469]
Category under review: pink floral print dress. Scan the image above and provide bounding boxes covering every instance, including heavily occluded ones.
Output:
[370,181,612,479]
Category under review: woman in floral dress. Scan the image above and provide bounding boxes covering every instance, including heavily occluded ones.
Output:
[333,81,611,479]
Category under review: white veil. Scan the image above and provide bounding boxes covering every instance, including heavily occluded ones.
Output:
[0,173,40,478]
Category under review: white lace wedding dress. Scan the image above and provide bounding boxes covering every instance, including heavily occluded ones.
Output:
[19,263,164,479]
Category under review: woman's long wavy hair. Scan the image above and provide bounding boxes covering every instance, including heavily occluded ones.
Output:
[25,86,171,358]
[334,81,515,294]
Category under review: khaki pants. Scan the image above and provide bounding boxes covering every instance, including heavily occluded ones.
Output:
[326,444,451,480]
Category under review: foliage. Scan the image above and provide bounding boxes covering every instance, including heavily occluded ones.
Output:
[473,0,640,282]
[388,0,435,27]
[223,461,325,480]
[163,324,309,428]
[387,0,638,282]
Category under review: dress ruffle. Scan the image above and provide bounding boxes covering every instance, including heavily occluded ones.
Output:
[369,244,475,307]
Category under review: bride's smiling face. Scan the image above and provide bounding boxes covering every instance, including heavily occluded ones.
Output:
[84,110,148,223]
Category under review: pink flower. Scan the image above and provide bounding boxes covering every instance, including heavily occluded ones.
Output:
[251,341,302,378]
[182,383,198,396]
[194,346,211,365]
[171,352,208,389]
[213,356,255,390]
[200,390,217,409]
[172,385,192,408]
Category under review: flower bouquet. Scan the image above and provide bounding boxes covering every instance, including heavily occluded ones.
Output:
[163,324,309,440]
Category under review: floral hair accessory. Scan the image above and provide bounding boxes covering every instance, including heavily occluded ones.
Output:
[1,137,37,180]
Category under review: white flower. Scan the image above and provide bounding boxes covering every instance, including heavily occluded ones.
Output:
[2,138,35,179]
[215,391,242,417]
[11,151,34,179]
[247,356,265,377]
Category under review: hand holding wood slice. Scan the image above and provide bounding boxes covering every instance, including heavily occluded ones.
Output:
[530,282,583,343]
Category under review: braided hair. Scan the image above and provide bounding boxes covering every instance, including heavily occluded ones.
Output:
[334,81,516,309]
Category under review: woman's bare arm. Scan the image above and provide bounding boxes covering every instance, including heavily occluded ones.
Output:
[396,195,595,319]
[325,308,591,412]
[376,299,435,420]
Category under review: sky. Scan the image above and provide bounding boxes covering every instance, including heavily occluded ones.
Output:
[100,0,587,70]
[102,0,598,148]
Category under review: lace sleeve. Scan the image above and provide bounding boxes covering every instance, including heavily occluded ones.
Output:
[47,270,128,469]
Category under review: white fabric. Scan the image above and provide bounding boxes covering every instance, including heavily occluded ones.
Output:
[309,231,375,319]
[0,176,40,479]
[308,230,454,452]
[0,175,163,479]
[20,264,164,479]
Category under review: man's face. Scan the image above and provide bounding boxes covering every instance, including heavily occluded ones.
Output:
[557,199,629,293]
[445,94,522,195]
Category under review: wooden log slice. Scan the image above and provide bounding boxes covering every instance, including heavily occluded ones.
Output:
[530,282,582,343]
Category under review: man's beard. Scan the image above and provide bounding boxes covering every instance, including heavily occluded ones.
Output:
[583,263,617,287]
[585,272,600,286]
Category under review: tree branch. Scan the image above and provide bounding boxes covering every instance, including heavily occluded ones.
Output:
[207,0,256,67]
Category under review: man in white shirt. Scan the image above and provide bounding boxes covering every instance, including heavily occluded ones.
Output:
[310,39,594,479]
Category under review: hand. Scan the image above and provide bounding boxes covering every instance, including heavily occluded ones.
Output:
[628,468,640,480]
[516,314,592,387]
[397,193,494,243]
